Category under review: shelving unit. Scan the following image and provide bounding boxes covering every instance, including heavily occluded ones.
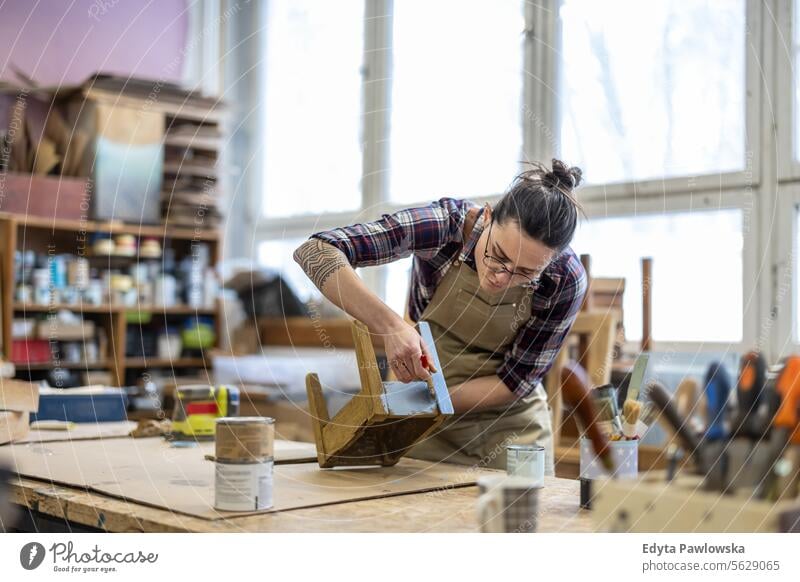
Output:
[0,212,222,387]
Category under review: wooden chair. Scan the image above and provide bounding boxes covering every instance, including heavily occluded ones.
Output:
[305,320,453,468]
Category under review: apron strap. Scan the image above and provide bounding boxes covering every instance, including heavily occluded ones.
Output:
[459,205,486,262]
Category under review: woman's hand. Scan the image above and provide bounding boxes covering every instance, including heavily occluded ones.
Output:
[382,321,435,383]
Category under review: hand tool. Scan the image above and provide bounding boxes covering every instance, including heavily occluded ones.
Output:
[644,380,705,474]
[420,353,437,396]
[723,351,768,493]
[625,353,650,403]
[561,361,613,471]
[622,399,641,439]
[620,354,650,439]
[674,377,704,435]
[731,351,767,439]
[594,384,622,436]
[757,355,800,500]
[703,361,733,441]
[170,385,240,440]
[701,362,733,490]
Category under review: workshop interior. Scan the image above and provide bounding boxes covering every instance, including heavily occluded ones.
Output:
[1,0,800,554]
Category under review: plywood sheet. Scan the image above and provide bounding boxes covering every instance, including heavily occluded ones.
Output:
[11,421,137,444]
[4,437,487,520]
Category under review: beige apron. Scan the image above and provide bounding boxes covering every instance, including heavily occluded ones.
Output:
[408,255,555,474]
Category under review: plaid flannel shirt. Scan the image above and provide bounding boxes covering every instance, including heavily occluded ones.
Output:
[311,197,587,398]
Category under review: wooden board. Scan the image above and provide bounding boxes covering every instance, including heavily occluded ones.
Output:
[3,437,497,520]
[11,421,136,445]
[8,474,592,532]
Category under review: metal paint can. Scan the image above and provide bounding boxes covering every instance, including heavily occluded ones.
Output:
[578,438,638,508]
[215,417,275,463]
[214,457,274,512]
[506,444,546,487]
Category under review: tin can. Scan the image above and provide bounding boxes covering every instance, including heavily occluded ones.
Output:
[579,437,638,508]
[215,417,275,463]
[506,444,546,487]
[214,457,274,512]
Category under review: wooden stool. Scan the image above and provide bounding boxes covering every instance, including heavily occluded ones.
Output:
[306,320,453,468]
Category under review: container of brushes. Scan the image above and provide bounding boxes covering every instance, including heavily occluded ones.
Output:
[579,438,638,509]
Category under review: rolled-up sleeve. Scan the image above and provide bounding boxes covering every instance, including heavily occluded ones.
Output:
[310,198,468,268]
[497,249,588,398]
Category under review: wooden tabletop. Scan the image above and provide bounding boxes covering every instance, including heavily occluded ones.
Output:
[8,474,594,533]
[3,426,594,532]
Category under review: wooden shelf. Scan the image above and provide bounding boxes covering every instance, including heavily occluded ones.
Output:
[163,162,218,178]
[14,361,112,370]
[14,303,217,315]
[164,134,221,151]
[1,213,222,387]
[124,358,206,368]
[0,212,220,241]
[14,303,118,314]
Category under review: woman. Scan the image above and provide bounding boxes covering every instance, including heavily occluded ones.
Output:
[293,159,587,472]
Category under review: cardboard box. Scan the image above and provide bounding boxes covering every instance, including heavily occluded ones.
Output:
[0,173,91,220]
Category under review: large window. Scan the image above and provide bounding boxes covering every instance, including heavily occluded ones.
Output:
[258,238,320,302]
[571,209,743,343]
[261,0,365,218]
[250,1,769,351]
[559,0,746,185]
[384,257,413,315]
[388,0,524,203]
[794,0,800,162]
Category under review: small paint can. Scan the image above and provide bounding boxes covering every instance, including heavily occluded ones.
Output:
[506,444,545,487]
[214,457,274,512]
[579,438,638,509]
[215,417,275,463]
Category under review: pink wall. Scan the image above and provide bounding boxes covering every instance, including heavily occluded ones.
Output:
[0,0,189,87]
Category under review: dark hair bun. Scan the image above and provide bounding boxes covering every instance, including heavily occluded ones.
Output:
[544,158,583,191]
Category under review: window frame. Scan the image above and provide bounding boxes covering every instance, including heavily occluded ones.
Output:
[245,0,781,356]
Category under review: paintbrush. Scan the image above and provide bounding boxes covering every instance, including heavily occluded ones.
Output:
[619,354,650,439]
[635,401,660,436]
[561,361,614,471]
[644,380,705,474]
[622,399,641,439]
[420,354,437,396]
[594,384,622,436]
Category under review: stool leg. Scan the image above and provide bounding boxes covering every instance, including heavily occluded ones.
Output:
[306,373,330,465]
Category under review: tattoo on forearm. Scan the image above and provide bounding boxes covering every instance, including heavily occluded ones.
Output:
[293,239,350,290]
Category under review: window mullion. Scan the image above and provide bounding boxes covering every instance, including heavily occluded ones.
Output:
[523,0,559,167]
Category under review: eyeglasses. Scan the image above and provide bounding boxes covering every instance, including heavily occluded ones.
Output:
[482,221,543,288]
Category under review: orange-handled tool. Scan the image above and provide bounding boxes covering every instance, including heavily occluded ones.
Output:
[775,355,800,444]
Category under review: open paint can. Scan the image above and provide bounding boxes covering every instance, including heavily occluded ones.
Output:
[579,438,638,509]
[215,416,275,462]
[214,457,274,512]
[506,444,545,487]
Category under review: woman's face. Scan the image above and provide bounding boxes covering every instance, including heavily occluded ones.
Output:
[475,215,556,294]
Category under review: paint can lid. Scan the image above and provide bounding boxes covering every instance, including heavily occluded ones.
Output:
[506,444,545,452]
[215,416,275,425]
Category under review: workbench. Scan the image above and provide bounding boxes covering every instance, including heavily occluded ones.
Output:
[2,430,594,533]
[7,474,592,533]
